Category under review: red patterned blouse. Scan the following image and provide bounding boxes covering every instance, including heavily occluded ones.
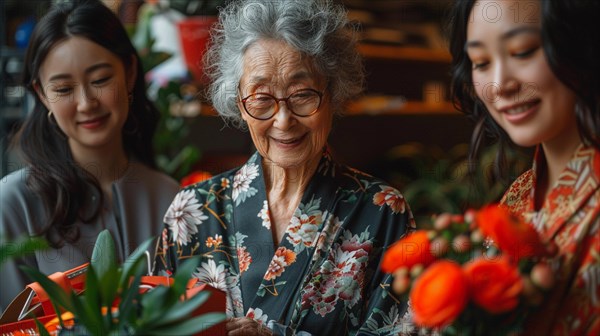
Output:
[501,143,600,335]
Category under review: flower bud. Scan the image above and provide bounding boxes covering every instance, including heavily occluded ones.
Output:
[392,274,411,294]
[530,262,555,290]
[433,213,452,231]
[464,209,476,225]
[452,235,471,253]
[430,237,449,257]
[411,264,425,278]
[470,229,484,244]
[393,267,409,279]
[451,214,464,224]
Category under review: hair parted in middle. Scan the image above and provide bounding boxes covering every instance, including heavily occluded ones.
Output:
[17,0,160,247]
[204,0,365,129]
[446,0,600,178]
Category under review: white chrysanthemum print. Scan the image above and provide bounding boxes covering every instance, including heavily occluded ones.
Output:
[193,259,227,291]
[258,200,271,229]
[286,198,323,252]
[226,273,243,317]
[363,303,415,334]
[287,214,320,250]
[247,307,269,325]
[164,189,208,246]
[232,163,259,205]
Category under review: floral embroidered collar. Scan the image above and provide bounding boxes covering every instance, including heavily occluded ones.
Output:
[502,143,600,241]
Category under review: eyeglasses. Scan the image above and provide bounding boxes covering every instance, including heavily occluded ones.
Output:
[240,89,323,120]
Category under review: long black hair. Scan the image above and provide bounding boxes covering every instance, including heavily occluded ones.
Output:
[15,0,160,247]
[446,0,600,177]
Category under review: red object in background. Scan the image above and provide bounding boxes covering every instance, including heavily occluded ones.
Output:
[177,16,218,82]
[181,170,213,187]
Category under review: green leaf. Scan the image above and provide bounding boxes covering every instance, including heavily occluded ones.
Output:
[99,264,121,310]
[70,291,105,336]
[140,286,171,323]
[136,257,216,332]
[158,291,211,325]
[0,237,48,265]
[82,266,105,332]
[120,238,154,284]
[34,317,52,336]
[172,257,200,295]
[148,312,226,335]
[115,257,148,330]
[91,230,116,281]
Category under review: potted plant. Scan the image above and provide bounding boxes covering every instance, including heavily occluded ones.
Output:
[169,0,228,82]
[168,0,225,17]
[20,230,225,335]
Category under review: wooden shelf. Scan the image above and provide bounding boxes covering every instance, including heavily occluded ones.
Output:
[357,44,451,63]
[347,98,457,115]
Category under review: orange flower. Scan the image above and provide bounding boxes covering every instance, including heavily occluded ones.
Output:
[264,247,296,281]
[237,246,252,275]
[475,205,546,260]
[373,185,406,214]
[381,231,436,273]
[205,234,222,248]
[463,256,523,314]
[180,170,213,187]
[410,261,468,328]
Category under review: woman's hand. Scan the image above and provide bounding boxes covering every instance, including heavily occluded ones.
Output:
[226,317,273,336]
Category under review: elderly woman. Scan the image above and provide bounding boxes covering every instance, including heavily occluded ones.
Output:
[154,0,414,335]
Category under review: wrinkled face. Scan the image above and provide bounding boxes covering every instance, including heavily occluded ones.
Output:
[238,39,332,169]
[36,36,135,156]
[467,0,579,148]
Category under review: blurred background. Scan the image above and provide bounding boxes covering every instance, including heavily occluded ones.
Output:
[0,0,532,219]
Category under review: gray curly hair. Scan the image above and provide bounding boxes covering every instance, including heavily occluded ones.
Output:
[204,0,364,129]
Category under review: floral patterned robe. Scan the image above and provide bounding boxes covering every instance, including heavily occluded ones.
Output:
[501,144,600,335]
[154,150,416,335]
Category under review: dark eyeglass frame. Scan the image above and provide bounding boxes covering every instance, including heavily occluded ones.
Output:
[239,88,323,120]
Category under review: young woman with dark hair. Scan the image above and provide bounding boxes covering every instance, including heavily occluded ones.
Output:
[0,0,179,311]
[447,0,600,333]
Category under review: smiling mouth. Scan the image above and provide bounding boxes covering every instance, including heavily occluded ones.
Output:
[273,134,306,144]
[503,101,539,115]
[77,114,110,129]
[78,115,108,124]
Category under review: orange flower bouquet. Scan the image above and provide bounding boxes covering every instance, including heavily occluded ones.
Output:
[382,204,556,334]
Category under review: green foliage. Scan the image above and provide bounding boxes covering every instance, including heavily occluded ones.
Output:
[20,230,225,335]
[0,236,48,265]
[153,81,202,181]
[127,5,202,181]
[129,4,171,74]
[384,142,531,219]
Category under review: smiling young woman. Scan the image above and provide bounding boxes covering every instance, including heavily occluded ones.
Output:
[447,0,600,334]
[0,0,179,311]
